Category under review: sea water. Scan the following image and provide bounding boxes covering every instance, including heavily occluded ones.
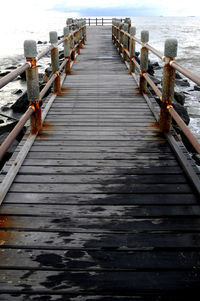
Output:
[0,13,200,137]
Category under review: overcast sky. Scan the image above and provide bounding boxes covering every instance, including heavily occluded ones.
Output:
[1,0,200,17]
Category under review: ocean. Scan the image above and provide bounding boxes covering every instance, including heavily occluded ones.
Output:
[0,13,200,137]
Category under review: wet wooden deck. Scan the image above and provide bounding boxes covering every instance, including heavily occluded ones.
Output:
[0,26,200,300]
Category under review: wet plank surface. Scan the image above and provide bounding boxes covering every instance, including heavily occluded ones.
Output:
[0,26,200,300]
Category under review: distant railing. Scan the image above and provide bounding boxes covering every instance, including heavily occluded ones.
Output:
[112,18,200,154]
[0,18,86,161]
[85,18,119,26]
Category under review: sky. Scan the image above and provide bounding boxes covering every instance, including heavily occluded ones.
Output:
[0,0,200,19]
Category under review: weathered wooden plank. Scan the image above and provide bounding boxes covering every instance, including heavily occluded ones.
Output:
[1,231,200,249]
[1,216,200,233]
[8,183,190,194]
[3,192,197,205]
[15,159,179,168]
[28,145,172,153]
[24,152,176,160]
[0,269,200,293]
[0,248,200,270]
[2,166,184,176]
[1,204,199,217]
[8,174,187,184]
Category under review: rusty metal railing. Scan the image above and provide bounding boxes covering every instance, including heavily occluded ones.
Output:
[112,19,200,154]
[0,19,86,161]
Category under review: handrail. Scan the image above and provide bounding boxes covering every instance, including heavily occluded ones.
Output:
[112,21,200,154]
[0,19,86,161]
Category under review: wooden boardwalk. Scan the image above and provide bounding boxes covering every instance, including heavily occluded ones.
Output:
[0,26,200,300]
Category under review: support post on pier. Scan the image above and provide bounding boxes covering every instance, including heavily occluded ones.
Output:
[139,30,149,94]
[123,24,129,62]
[84,20,87,42]
[119,23,124,55]
[50,31,61,94]
[159,39,178,132]
[76,23,81,54]
[64,26,71,75]
[70,29,75,62]
[129,26,136,74]
[24,40,42,134]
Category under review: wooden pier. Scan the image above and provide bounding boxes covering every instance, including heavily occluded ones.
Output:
[0,25,200,300]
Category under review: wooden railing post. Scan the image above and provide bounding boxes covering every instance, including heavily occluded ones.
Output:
[123,24,129,62]
[139,30,149,93]
[159,39,178,132]
[24,40,42,134]
[129,26,136,74]
[64,26,71,75]
[49,31,61,94]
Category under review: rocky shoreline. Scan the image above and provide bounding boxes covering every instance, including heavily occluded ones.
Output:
[0,41,200,169]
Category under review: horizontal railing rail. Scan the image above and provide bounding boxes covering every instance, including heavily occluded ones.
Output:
[85,18,125,26]
[112,19,200,154]
[0,18,87,161]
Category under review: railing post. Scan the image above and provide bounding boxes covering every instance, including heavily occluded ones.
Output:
[159,39,178,132]
[89,18,90,26]
[49,31,61,94]
[129,26,136,74]
[24,40,42,134]
[102,18,103,26]
[96,18,97,26]
[64,26,71,75]
[84,20,87,42]
[70,28,75,61]
[119,23,124,55]
[123,24,129,62]
[139,30,149,94]
[76,22,80,55]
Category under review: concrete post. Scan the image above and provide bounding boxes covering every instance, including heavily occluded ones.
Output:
[24,40,42,134]
[123,24,129,62]
[129,26,136,73]
[49,31,61,94]
[159,39,178,132]
[139,30,149,93]
[64,26,71,74]
[119,23,124,55]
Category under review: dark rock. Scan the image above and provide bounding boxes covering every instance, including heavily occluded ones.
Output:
[0,120,4,124]
[175,79,190,87]
[152,62,162,70]
[0,124,26,170]
[173,103,190,125]
[43,41,47,44]
[148,75,161,85]
[135,52,139,57]
[11,92,29,113]
[38,41,43,44]
[5,66,17,70]
[194,85,200,91]
[192,153,200,166]
[147,63,154,76]
[175,72,183,79]
[45,67,52,78]
[152,62,159,67]
[11,82,52,113]
[0,71,10,77]
[59,51,64,59]
[19,71,26,80]
[1,105,10,111]
[174,91,186,105]
[12,89,23,95]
